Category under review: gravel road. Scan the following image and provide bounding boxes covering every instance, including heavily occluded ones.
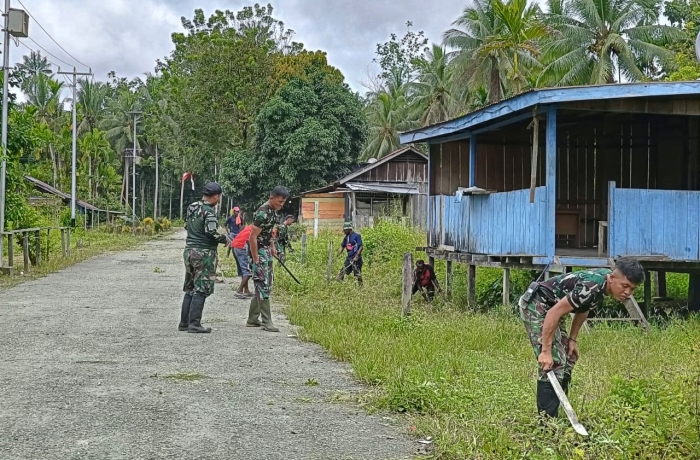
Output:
[0,231,418,460]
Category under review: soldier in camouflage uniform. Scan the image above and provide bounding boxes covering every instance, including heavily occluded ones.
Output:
[180,182,231,334]
[246,186,290,332]
[518,256,645,417]
[274,215,295,265]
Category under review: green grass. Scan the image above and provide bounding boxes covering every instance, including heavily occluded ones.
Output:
[164,372,208,382]
[273,222,700,460]
[0,227,169,291]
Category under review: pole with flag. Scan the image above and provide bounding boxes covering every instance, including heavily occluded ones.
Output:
[181,172,194,219]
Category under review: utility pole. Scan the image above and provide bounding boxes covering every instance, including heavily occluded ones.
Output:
[127,111,141,235]
[57,67,92,228]
[1,3,29,270]
[154,144,158,220]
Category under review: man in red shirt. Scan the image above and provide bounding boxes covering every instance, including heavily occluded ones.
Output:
[231,225,253,298]
[412,260,441,301]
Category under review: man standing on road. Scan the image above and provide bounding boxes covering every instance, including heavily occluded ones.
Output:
[336,222,363,285]
[180,182,232,334]
[225,207,242,260]
[231,224,254,299]
[518,257,644,418]
[412,259,441,301]
[246,186,290,332]
[275,215,295,265]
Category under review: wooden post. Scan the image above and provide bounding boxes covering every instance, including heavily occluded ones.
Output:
[46,228,50,262]
[657,270,667,297]
[300,233,307,263]
[643,270,651,317]
[428,255,435,268]
[67,229,71,255]
[688,273,700,313]
[7,233,14,267]
[61,229,67,257]
[467,264,476,309]
[402,252,413,317]
[351,192,357,226]
[326,241,333,283]
[502,268,511,306]
[34,230,41,266]
[22,232,29,272]
[529,113,539,203]
[445,260,453,299]
[314,201,319,238]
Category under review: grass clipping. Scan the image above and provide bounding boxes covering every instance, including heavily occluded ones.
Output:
[268,221,700,460]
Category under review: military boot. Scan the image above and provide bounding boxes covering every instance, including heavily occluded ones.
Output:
[536,379,560,418]
[259,299,279,332]
[179,293,193,331]
[246,297,261,327]
[187,293,212,333]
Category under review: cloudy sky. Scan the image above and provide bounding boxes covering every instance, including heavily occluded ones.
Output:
[9,0,467,93]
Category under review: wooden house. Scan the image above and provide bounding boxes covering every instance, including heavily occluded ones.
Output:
[399,82,700,313]
[296,147,428,230]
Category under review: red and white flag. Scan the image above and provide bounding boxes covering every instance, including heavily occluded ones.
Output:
[182,172,195,190]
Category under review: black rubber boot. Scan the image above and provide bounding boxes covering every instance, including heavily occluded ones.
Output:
[179,293,193,331]
[187,294,212,333]
[536,379,560,418]
[259,299,279,332]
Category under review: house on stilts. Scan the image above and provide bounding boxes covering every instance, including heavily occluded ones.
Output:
[399,81,700,316]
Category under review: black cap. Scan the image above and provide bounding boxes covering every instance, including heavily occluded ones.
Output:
[203,182,223,196]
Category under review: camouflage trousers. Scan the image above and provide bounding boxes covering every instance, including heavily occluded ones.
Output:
[248,245,274,300]
[183,248,218,297]
[519,296,577,382]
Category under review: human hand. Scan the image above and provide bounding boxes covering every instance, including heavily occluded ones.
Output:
[538,351,554,372]
[567,339,579,361]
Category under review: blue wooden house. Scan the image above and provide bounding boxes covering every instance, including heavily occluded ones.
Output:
[399,82,700,312]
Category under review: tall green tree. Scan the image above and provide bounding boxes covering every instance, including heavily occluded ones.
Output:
[409,45,459,126]
[361,86,417,160]
[540,0,682,85]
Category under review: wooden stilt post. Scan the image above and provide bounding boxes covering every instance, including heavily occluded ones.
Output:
[688,273,700,313]
[502,268,511,306]
[657,270,667,297]
[467,264,476,309]
[428,255,435,267]
[651,271,659,297]
[46,228,50,262]
[402,252,413,317]
[22,232,29,272]
[643,270,651,317]
[446,260,453,299]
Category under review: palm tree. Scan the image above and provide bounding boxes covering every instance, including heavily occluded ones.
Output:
[444,0,547,103]
[16,51,52,94]
[101,88,142,205]
[26,74,65,186]
[539,0,682,86]
[79,129,113,199]
[361,85,418,160]
[409,45,460,126]
[77,79,109,133]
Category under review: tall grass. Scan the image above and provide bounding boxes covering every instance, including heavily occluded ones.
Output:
[273,222,700,459]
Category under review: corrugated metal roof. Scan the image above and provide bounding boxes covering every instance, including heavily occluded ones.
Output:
[24,175,122,213]
[345,182,419,195]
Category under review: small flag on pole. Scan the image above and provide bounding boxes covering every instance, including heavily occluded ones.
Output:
[182,172,195,190]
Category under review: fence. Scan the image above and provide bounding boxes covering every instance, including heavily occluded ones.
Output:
[0,227,72,276]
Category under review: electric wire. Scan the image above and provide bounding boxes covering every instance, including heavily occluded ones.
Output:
[26,36,75,69]
[15,0,90,69]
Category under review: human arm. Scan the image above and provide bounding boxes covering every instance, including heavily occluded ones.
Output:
[338,237,346,257]
[249,226,262,264]
[567,311,589,360]
[538,298,574,371]
[353,235,363,260]
[204,209,228,245]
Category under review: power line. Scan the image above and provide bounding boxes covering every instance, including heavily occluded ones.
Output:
[26,36,75,69]
[16,40,63,70]
[15,0,90,69]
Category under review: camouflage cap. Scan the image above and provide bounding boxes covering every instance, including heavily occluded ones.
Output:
[343,221,353,230]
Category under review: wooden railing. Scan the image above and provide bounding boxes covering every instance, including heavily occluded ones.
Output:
[0,227,71,275]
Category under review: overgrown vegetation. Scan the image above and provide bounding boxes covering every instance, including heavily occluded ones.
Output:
[274,222,700,459]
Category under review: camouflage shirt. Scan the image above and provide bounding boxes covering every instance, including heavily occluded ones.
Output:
[184,200,227,250]
[276,224,291,250]
[252,203,278,247]
[538,268,611,314]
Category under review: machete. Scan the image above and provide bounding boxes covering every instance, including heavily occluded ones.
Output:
[547,371,588,436]
[274,254,302,285]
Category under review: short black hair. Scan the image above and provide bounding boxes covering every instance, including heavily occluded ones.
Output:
[416,259,425,267]
[614,256,645,285]
[285,215,295,221]
[271,186,290,199]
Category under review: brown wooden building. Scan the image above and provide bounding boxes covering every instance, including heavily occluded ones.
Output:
[295,147,428,230]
